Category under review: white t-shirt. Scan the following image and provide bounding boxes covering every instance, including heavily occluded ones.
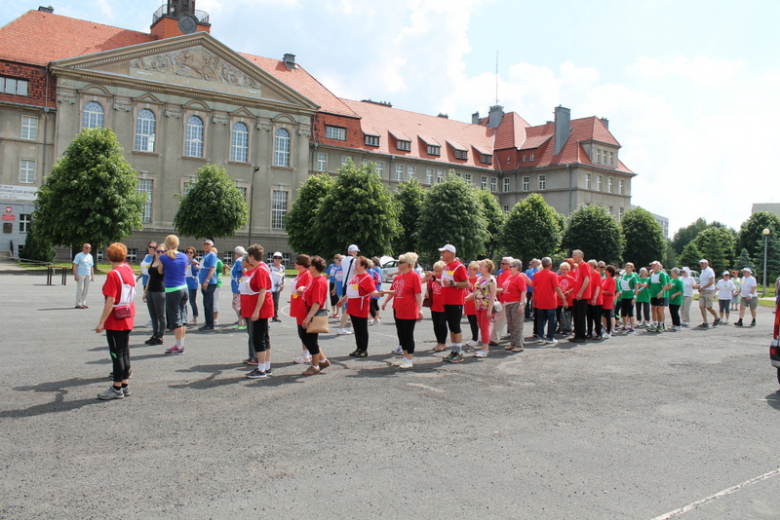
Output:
[699,267,715,291]
[740,276,757,298]
[682,276,696,297]
[716,279,735,301]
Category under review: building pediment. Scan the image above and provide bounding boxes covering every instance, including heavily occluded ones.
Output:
[49,32,318,113]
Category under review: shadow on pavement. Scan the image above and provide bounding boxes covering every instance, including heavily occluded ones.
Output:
[764,392,780,411]
[5,378,109,418]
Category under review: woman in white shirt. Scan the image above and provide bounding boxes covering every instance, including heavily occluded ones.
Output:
[715,271,736,324]
[680,267,696,327]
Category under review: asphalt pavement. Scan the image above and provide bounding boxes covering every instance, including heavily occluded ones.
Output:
[2,272,780,520]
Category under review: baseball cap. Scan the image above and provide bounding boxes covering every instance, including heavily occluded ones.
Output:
[438,244,456,254]
[699,259,708,264]
[682,267,691,274]
[742,267,753,274]
[203,239,214,245]
[234,246,246,255]
[722,271,730,276]
[348,244,359,253]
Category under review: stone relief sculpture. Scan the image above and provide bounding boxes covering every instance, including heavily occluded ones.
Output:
[57,93,77,105]
[131,47,261,92]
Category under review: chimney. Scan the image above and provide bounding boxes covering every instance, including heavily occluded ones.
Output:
[554,105,571,155]
[472,111,480,124]
[437,113,449,119]
[38,6,54,13]
[600,117,609,129]
[487,105,504,128]
[283,53,296,69]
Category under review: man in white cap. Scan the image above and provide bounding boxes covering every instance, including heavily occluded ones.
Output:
[437,244,471,362]
[734,267,758,327]
[337,244,360,334]
[696,259,719,328]
[269,252,286,322]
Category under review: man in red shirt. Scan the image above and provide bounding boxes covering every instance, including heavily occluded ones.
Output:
[570,249,592,343]
[533,257,567,345]
[438,244,470,362]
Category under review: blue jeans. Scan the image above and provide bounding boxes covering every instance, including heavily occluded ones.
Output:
[536,308,557,340]
[202,283,216,328]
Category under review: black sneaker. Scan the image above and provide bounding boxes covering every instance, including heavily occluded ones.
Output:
[144,337,156,345]
[734,320,743,327]
[265,367,273,376]
[712,319,721,326]
[246,369,267,379]
[355,350,368,358]
[444,351,464,363]
[750,320,756,327]
[198,326,214,332]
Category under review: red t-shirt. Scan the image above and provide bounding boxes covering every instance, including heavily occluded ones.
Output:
[103,263,135,330]
[240,264,273,319]
[496,271,510,303]
[301,274,328,325]
[574,261,593,300]
[503,273,527,303]
[428,277,444,313]
[346,272,376,318]
[392,271,423,320]
[601,277,616,309]
[557,274,575,307]
[532,269,559,310]
[290,269,312,320]
[589,272,603,305]
[440,261,467,306]
[463,276,478,316]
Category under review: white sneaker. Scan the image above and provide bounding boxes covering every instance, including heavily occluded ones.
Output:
[294,354,312,364]
[545,338,558,346]
[368,319,375,326]
[144,320,153,328]
[601,333,611,339]
[398,359,413,369]
[466,340,478,347]
[391,345,403,355]
[337,328,353,335]
[474,350,489,358]
[214,320,219,325]
[392,358,405,366]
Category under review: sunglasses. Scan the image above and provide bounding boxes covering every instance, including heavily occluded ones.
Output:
[398,260,407,264]
[156,250,164,253]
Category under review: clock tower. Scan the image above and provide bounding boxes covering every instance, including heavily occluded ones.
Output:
[150,0,211,40]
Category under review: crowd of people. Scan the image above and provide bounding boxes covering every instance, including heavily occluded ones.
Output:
[87,238,771,400]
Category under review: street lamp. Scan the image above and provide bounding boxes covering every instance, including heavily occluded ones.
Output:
[763,228,771,297]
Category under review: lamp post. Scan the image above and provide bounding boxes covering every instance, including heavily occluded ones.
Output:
[763,228,770,297]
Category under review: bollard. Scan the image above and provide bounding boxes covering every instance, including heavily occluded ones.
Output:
[61,267,67,285]
[46,266,53,286]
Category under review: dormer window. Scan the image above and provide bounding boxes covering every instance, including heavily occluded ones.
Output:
[1,77,29,96]
[397,140,411,152]
[364,135,379,147]
[325,125,346,141]
[427,145,441,156]
[480,154,493,165]
[455,150,468,160]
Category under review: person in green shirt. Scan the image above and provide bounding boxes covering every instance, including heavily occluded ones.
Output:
[635,267,651,328]
[213,248,224,326]
[668,267,684,331]
[648,261,672,332]
[618,262,639,333]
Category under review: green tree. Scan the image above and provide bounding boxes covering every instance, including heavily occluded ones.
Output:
[476,188,506,260]
[285,173,334,254]
[736,211,780,263]
[561,205,623,264]
[671,217,708,254]
[33,128,145,251]
[620,207,665,267]
[677,241,702,270]
[392,178,426,255]
[752,233,780,285]
[734,248,754,272]
[417,176,488,265]
[664,239,677,268]
[315,160,401,259]
[173,164,249,241]
[499,193,562,264]
[21,223,56,263]
[694,226,735,275]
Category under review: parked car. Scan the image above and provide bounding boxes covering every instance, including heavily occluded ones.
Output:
[770,301,780,385]
[379,256,399,283]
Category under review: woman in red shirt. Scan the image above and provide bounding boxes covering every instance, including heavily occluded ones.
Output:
[382,252,423,369]
[240,244,274,379]
[463,261,480,348]
[337,256,381,357]
[601,265,617,338]
[587,260,603,339]
[557,261,575,336]
[95,242,136,400]
[501,259,527,352]
[423,261,447,352]
[290,255,314,365]
[300,256,332,375]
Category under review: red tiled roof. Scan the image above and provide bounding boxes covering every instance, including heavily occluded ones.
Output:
[341,98,496,169]
[242,53,358,118]
[0,10,154,66]
[494,112,530,150]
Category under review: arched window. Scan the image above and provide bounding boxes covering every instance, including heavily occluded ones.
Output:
[231,122,249,163]
[273,128,290,167]
[184,116,204,157]
[82,101,104,129]
[134,109,156,152]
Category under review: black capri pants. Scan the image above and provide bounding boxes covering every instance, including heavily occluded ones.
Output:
[297,323,320,355]
[430,310,448,344]
[248,318,269,354]
[394,310,417,354]
[106,329,131,383]
[443,304,463,334]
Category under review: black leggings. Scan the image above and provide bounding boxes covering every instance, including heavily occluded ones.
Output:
[329,282,339,307]
[431,310,448,344]
[106,329,131,383]
[587,304,603,337]
[602,308,613,334]
[351,315,369,352]
[669,304,681,327]
[248,318,269,354]
[467,314,479,342]
[394,311,417,354]
[297,323,320,355]
[370,299,379,319]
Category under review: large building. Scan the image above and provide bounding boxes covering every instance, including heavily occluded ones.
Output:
[0,1,636,262]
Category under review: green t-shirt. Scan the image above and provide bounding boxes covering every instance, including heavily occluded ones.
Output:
[669,278,684,305]
[636,277,651,303]
[618,272,639,300]
[648,270,671,298]
[216,259,224,288]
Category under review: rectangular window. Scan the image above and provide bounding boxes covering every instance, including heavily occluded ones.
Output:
[21,116,37,140]
[397,140,411,152]
[137,179,153,224]
[237,186,247,200]
[425,168,433,185]
[503,178,510,193]
[365,135,379,147]
[375,162,384,178]
[522,154,527,162]
[618,207,625,221]
[395,164,403,181]
[529,153,535,161]
[538,174,546,190]
[317,153,327,171]
[437,170,444,183]
[427,145,440,156]
[19,214,31,233]
[619,179,624,195]
[271,190,288,230]
[596,175,602,191]
[325,125,346,140]
[455,150,468,160]
[609,206,614,215]
[490,177,497,193]
[1,77,29,96]
[595,149,601,164]
[341,155,352,166]
[607,177,613,193]
[407,166,415,180]
[126,249,138,262]
[503,205,510,213]
[609,151,615,165]
[465,173,472,184]
[522,176,530,191]
[481,154,493,164]
[19,160,34,184]
[481,176,487,189]
[585,173,591,189]
[183,179,194,197]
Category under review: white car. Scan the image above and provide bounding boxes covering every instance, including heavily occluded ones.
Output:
[380,256,399,283]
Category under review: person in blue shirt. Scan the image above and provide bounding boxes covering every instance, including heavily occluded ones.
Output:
[72,243,94,309]
[327,255,343,318]
[184,246,200,325]
[158,235,189,355]
[231,246,247,329]
[369,257,383,325]
[525,258,539,320]
[198,239,218,331]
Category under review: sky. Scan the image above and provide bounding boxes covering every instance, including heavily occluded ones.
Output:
[2,0,779,236]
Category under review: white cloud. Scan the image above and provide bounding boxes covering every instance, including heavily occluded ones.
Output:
[626,55,744,87]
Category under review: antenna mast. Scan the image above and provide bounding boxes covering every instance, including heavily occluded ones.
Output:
[495,51,499,105]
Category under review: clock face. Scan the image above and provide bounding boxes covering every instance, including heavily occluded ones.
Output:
[178,14,198,34]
